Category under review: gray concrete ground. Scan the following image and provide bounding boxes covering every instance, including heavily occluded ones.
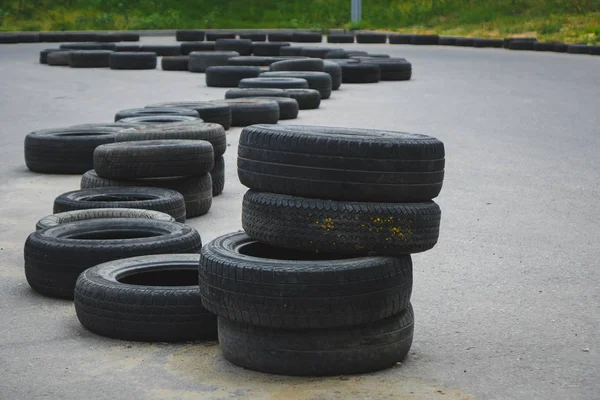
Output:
[0,37,598,400]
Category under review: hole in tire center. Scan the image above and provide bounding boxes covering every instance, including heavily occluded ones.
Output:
[82,194,156,202]
[68,229,164,240]
[118,268,198,286]
[238,241,355,261]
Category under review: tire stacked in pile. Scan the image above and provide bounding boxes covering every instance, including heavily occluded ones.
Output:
[83,119,221,217]
[199,124,445,376]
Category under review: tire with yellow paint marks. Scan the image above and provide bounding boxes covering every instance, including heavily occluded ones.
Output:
[242,190,440,255]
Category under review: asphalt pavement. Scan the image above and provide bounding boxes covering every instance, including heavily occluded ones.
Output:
[0,37,598,400]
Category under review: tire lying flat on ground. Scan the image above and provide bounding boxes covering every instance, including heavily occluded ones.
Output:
[161,56,190,71]
[75,254,216,342]
[199,232,412,329]
[60,43,116,51]
[117,121,226,156]
[24,219,202,299]
[145,101,232,130]
[244,97,299,120]
[356,32,387,44]
[39,49,61,64]
[327,34,354,43]
[239,77,309,90]
[215,39,253,56]
[291,32,322,43]
[242,191,441,255]
[364,58,412,81]
[54,187,187,222]
[238,124,445,202]
[284,88,321,109]
[240,33,266,42]
[252,42,290,56]
[140,45,181,56]
[114,107,199,122]
[225,88,291,99]
[176,30,205,41]
[94,140,214,179]
[47,51,71,66]
[269,58,324,72]
[117,115,201,125]
[219,305,414,376]
[36,208,174,231]
[340,62,381,83]
[181,42,215,55]
[109,52,157,70]
[188,51,240,72]
[205,66,261,87]
[206,32,236,41]
[224,99,280,127]
[25,125,124,174]
[323,60,342,90]
[68,50,112,67]
[81,170,213,218]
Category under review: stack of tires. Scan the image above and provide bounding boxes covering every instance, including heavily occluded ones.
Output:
[199,124,445,376]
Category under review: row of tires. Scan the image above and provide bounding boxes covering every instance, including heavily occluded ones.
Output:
[0,31,139,43]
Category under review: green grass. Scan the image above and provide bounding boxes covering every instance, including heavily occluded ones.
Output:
[1,0,599,43]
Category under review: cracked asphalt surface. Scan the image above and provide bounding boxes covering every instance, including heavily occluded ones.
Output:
[0,36,598,400]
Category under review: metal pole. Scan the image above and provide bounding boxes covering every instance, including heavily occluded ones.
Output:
[351,0,362,22]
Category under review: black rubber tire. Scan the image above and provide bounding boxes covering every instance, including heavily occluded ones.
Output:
[39,49,61,64]
[269,58,324,71]
[533,42,558,52]
[509,40,537,51]
[188,51,240,72]
[244,97,298,119]
[356,32,387,44]
[0,33,19,44]
[120,32,140,42]
[219,305,414,376]
[589,45,600,55]
[145,101,232,131]
[300,47,342,59]
[210,156,225,196]
[438,36,458,46]
[215,38,253,56]
[117,115,201,125]
[284,88,321,109]
[268,32,293,42]
[252,42,290,56]
[228,55,301,66]
[327,34,354,43]
[411,34,439,45]
[279,46,305,56]
[340,63,381,83]
[24,126,122,174]
[242,191,441,255]
[455,37,475,47]
[260,71,332,99]
[224,99,280,127]
[54,187,187,222]
[199,232,412,329]
[81,170,213,218]
[205,66,261,87]
[75,254,216,342]
[16,33,39,43]
[161,56,189,71]
[473,38,504,48]
[181,41,215,55]
[94,140,214,179]
[238,124,445,202]
[24,219,201,299]
[66,32,97,42]
[240,33,266,42]
[225,88,291,99]
[567,44,590,54]
[503,37,536,49]
[239,77,309,89]
[95,33,121,43]
[36,208,174,230]
[140,44,181,56]
[389,34,413,44]
[39,32,69,43]
[553,42,568,53]
[206,32,236,41]
[176,30,205,41]
[109,52,156,70]
[323,60,342,90]
[365,58,412,81]
[114,44,141,52]
[47,51,71,66]
[291,32,322,43]
[114,107,199,122]
[117,121,226,157]
[60,43,116,51]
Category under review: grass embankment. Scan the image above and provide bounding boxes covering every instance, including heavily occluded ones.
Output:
[1,0,599,43]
